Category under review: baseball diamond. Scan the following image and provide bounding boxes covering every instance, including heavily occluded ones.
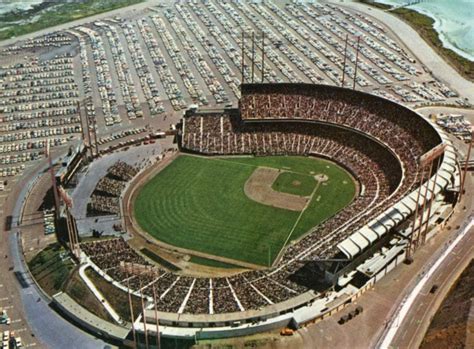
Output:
[133,154,356,266]
[2,0,471,347]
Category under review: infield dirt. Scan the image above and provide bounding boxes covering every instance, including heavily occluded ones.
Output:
[244,167,310,211]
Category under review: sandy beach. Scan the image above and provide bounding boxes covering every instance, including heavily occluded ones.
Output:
[338,0,474,103]
[374,0,474,61]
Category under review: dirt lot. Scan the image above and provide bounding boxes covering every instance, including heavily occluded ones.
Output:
[420,259,474,349]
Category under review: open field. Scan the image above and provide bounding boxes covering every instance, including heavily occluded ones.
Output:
[420,259,474,349]
[0,0,143,41]
[133,155,356,266]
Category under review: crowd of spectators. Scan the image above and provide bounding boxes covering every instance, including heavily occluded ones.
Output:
[107,161,138,181]
[87,196,120,216]
[81,238,317,314]
[81,86,443,316]
[87,161,138,216]
[94,177,126,197]
[81,174,406,316]
[183,111,428,267]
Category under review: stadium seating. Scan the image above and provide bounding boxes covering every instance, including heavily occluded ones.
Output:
[82,84,444,315]
[87,161,138,216]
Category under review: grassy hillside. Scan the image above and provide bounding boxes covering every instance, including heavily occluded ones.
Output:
[0,0,144,41]
[28,243,74,295]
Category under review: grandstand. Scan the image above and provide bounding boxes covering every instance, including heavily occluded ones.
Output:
[81,83,458,338]
[87,161,138,216]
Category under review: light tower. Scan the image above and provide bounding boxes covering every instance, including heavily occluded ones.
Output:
[59,186,80,259]
[261,31,265,83]
[251,31,255,83]
[353,36,361,90]
[241,31,245,85]
[406,143,446,260]
[459,127,474,202]
[45,143,61,221]
[78,99,94,159]
[341,34,348,87]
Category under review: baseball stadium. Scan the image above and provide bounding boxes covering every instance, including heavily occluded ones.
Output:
[49,82,457,342]
[1,0,474,347]
[3,0,474,347]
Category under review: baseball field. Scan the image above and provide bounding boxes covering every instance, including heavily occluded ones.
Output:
[133,154,356,267]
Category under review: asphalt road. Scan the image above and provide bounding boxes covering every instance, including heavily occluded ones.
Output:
[380,220,474,348]
[2,153,111,349]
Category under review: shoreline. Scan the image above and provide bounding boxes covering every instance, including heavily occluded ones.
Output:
[375,0,474,61]
[409,7,474,62]
[0,0,144,42]
[357,0,474,82]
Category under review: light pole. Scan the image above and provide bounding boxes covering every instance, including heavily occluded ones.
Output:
[353,36,361,90]
[341,34,348,87]
[459,127,474,202]
[268,245,271,268]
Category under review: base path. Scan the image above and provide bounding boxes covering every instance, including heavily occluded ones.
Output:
[244,167,309,211]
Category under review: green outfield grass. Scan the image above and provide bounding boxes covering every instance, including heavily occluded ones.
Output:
[134,155,356,266]
[189,255,241,269]
[272,172,317,196]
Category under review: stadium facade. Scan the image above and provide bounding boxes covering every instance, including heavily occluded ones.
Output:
[138,83,457,338]
[52,83,459,341]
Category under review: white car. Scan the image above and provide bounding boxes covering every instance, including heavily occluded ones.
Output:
[2,331,9,341]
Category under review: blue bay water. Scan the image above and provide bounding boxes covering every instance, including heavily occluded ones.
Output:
[375,0,474,61]
[0,1,45,15]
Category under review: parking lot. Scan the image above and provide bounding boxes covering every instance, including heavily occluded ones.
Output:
[0,1,468,183]
[0,1,471,347]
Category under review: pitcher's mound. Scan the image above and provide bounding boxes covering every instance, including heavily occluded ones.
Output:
[244,167,309,211]
[314,174,329,183]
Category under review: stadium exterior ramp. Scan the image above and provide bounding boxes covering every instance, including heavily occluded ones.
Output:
[53,292,130,341]
[336,126,458,274]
